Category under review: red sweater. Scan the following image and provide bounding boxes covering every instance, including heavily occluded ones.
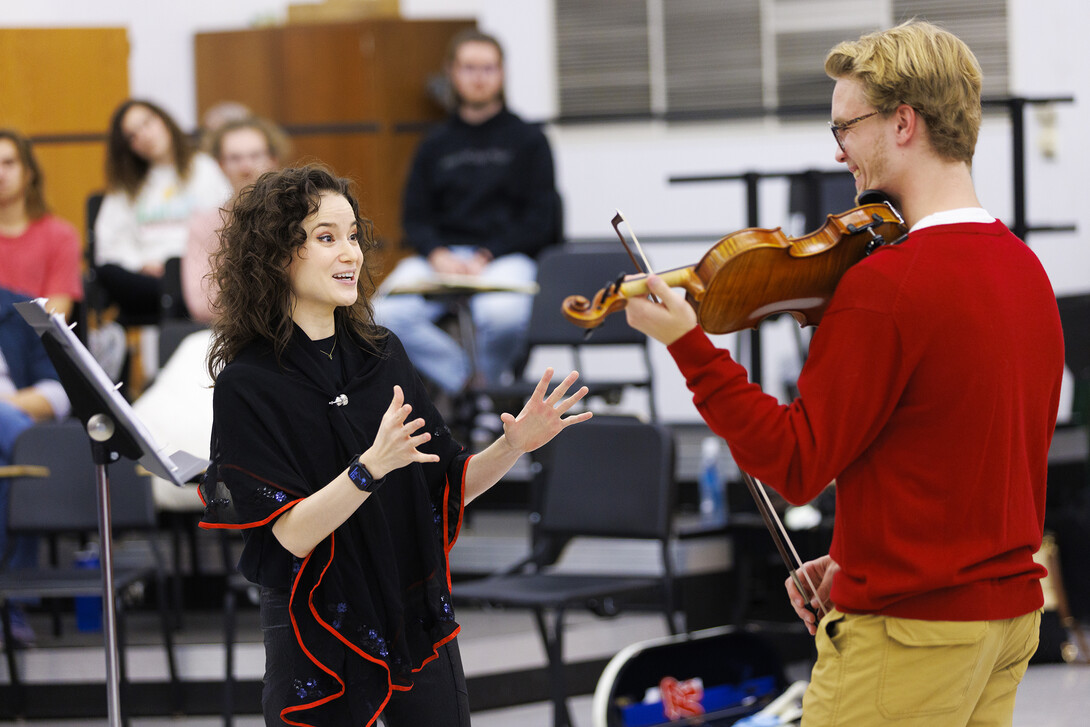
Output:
[669,220,1064,620]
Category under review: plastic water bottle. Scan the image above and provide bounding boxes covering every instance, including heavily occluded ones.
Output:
[74,543,103,633]
[699,437,727,522]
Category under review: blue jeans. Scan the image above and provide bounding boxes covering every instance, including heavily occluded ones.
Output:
[260,586,471,726]
[0,403,38,571]
[374,250,536,395]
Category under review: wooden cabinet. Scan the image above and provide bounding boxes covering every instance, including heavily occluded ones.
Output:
[195,18,475,277]
[0,28,129,247]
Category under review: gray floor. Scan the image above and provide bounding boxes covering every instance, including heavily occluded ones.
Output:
[4,499,1089,726]
[3,667,1089,727]
[3,607,1089,726]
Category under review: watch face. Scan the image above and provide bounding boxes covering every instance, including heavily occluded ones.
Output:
[347,455,384,493]
[349,462,370,490]
[350,460,385,493]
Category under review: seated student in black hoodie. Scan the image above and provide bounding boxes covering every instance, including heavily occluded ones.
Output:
[374,29,559,397]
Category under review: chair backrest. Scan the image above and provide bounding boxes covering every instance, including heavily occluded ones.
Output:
[527,245,649,347]
[7,419,156,535]
[158,319,209,366]
[83,191,106,318]
[537,417,675,541]
[85,191,104,265]
[1057,293,1090,426]
[159,256,191,321]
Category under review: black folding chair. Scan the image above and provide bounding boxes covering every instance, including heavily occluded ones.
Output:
[0,419,179,721]
[459,245,658,439]
[454,417,679,727]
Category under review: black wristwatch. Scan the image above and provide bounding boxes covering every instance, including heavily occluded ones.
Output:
[347,454,385,493]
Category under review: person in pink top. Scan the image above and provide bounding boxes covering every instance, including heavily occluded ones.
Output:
[625,20,1064,726]
[181,116,289,322]
[0,129,83,320]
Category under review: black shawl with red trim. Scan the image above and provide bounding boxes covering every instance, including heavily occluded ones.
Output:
[199,325,469,725]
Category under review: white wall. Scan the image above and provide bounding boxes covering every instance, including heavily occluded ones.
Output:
[3,0,1085,420]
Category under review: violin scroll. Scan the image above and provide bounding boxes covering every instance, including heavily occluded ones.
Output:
[561,274,629,329]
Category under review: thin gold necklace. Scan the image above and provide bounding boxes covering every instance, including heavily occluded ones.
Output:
[318,336,337,359]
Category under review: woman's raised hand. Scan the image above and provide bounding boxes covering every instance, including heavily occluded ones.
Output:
[366,385,440,478]
[501,368,593,454]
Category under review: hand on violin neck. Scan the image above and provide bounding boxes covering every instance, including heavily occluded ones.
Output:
[623,274,699,346]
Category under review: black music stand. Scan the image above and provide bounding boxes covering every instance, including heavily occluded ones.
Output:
[14,300,207,727]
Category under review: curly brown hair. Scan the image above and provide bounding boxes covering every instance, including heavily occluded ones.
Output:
[206,165,384,380]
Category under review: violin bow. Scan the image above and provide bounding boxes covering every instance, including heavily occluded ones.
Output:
[610,208,827,617]
[611,210,661,306]
[612,210,656,275]
[739,469,830,618]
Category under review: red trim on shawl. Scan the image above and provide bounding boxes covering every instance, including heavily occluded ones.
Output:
[198,463,307,530]
[443,455,470,591]
[279,525,466,725]
[198,499,302,530]
[280,537,347,726]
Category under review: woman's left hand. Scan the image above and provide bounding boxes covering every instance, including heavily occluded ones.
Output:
[501,368,593,454]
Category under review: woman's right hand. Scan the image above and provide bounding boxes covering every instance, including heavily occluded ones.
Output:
[785,554,838,635]
[362,385,440,478]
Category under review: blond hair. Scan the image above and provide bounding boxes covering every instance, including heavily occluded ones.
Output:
[825,20,982,163]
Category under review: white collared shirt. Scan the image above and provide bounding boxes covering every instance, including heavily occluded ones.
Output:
[910,207,996,232]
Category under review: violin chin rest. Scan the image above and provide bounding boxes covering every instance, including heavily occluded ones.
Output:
[856,188,889,206]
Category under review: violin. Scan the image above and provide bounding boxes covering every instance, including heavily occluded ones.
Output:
[562,201,908,334]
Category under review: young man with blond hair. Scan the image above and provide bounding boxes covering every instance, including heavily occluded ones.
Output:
[626,21,1063,725]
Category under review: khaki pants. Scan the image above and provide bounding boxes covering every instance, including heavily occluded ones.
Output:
[802,608,1041,726]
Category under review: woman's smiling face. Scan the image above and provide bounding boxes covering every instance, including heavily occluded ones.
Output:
[287,191,363,332]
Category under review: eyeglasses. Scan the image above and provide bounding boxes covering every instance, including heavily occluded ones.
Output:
[221,150,272,167]
[829,111,879,152]
[454,63,501,77]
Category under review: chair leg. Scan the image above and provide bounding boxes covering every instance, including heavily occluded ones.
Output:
[153,570,182,714]
[532,607,573,727]
[223,584,238,727]
[661,548,680,636]
[187,515,202,575]
[48,537,63,637]
[1,601,26,717]
[169,514,186,631]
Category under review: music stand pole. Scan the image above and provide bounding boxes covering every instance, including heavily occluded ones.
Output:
[14,300,208,723]
[88,414,123,727]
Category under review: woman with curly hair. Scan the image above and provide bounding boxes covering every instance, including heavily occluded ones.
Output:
[200,165,591,726]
